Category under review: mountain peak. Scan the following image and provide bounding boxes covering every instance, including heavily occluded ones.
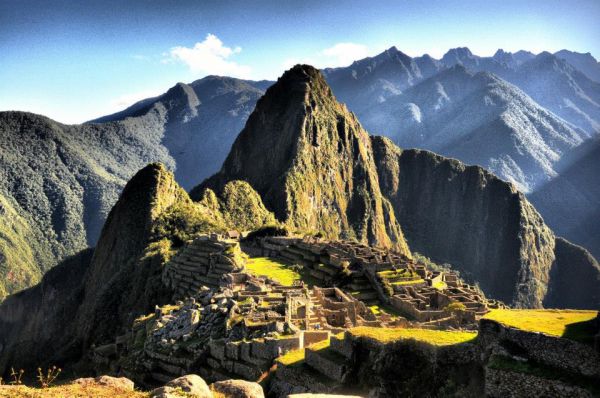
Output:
[195,65,410,253]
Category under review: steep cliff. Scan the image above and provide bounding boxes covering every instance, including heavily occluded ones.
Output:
[371,136,560,308]
[194,65,410,255]
[544,238,600,309]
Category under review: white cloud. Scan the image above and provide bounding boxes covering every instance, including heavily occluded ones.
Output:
[321,42,370,67]
[166,34,251,78]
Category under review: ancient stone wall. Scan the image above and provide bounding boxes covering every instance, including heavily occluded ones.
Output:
[479,318,600,378]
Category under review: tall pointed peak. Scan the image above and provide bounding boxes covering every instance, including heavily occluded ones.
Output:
[194,65,411,253]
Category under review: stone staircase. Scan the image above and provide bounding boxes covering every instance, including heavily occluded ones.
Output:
[345,274,379,305]
[304,334,353,384]
[163,236,245,298]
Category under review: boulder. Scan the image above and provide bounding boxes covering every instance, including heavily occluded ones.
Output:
[150,374,212,398]
[211,379,265,398]
[74,375,135,391]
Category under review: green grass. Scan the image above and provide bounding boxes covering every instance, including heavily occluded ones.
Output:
[368,304,404,318]
[391,279,425,286]
[276,338,331,366]
[377,269,419,278]
[349,326,477,346]
[432,280,447,290]
[244,257,319,286]
[483,309,598,344]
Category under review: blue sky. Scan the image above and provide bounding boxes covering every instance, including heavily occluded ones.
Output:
[1,0,599,124]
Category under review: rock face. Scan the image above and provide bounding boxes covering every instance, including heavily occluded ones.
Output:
[0,164,185,371]
[370,136,588,308]
[195,65,410,254]
[74,163,189,345]
[555,50,600,83]
[151,374,212,398]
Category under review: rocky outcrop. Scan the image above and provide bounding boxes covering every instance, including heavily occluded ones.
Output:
[194,65,410,254]
[74,163,189,346]
[151,374,212,398]
[371,136,571,308]
[0,164,187,373]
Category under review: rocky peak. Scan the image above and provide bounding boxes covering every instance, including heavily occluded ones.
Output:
[161,82,200,121]
[195,65,410,254]
[441,47,476,65]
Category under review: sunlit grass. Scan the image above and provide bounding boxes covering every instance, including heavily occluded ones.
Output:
[483,309,598,344]
[0,384,147,398]
[276,338,331,366]
[245,257,321,286]
[349,326,477,346]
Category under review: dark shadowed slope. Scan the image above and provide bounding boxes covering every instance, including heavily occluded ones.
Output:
[530,138,600,259]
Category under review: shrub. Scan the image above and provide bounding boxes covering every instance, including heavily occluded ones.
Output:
[243,225,290,241]
[444,302,467,313]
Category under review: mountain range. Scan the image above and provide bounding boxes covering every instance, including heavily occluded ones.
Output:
[1,65,598,377]
[0,77,267,297]
[1,47,600,301]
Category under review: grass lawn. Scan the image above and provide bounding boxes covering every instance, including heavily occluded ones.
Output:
[245,257,319,286]
[349,326,477,346]
[0,385,147,398]
[482,309,598,344]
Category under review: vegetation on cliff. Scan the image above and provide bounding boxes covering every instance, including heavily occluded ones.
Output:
[194,65,410,255]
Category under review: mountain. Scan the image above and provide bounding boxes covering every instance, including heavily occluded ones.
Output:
[195,64,598,308]
[371,136,599,308]
[0,76,268,299]
[358,65,585,191]
[194,65,410,254]
[0,163,274,372]
[322,47,443,115]
[555,49,600,83]
[1,65,598,377]
[92,75,270,189]
[439,49,600,136]
[530,138,600,260]
[0,111,173,298]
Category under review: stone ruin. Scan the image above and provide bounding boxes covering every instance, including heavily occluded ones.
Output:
[92,233,505,387]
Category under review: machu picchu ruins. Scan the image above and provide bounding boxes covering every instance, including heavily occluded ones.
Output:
[85,233,514,390]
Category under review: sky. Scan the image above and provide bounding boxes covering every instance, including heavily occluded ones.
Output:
[1,0,599,124]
